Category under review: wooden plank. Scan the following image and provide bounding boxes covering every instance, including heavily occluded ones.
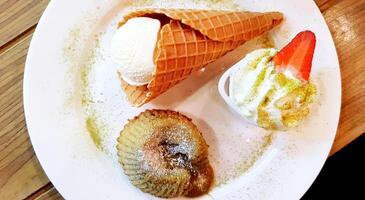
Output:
[0,28,50,200]
[318,0,365,154]
[315,0,339,12]
[25,183,64,200]
[35,187,64,200]
[0,0,49,48]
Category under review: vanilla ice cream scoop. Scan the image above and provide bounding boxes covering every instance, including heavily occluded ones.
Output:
[111,17,161,86]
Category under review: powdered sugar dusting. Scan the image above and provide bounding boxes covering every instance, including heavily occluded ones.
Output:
[80,0,281,194]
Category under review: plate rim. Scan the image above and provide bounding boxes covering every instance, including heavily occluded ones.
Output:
[23,0,342,199]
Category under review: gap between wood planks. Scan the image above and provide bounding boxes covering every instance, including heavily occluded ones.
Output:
[0,24,37,54]
[316,0,339,12]
[25,182,61,200]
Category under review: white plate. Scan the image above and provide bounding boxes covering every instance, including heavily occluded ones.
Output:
[24,0,341,199]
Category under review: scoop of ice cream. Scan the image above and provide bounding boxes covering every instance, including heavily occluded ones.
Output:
[229,48,316,130]
[111,17,161,86]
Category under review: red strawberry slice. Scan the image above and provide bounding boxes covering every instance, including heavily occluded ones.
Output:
[273,30,316,81]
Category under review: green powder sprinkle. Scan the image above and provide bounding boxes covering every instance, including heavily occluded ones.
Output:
[216,133,274,186]
[86,117,103,149]
[257,33,276,48]
[80,33,103,107]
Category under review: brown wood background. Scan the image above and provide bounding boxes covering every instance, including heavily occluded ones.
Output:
[0,0,364,199]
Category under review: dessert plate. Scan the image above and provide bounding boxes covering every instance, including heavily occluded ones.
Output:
[24,0,341,199]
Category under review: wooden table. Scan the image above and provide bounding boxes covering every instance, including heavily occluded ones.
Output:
[1,0,364,199]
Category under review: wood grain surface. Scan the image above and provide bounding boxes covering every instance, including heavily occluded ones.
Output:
[0,28,51,200]
[0,0,364,199]
[0,0,49,48]
[322,0,365,154]
[0,1,53,199]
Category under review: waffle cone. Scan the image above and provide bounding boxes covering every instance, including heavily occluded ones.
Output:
[118,9,284,107]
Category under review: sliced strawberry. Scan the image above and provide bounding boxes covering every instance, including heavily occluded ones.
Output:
[273,30,316,81]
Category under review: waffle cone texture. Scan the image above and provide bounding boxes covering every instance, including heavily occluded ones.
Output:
[118,8,284,107]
